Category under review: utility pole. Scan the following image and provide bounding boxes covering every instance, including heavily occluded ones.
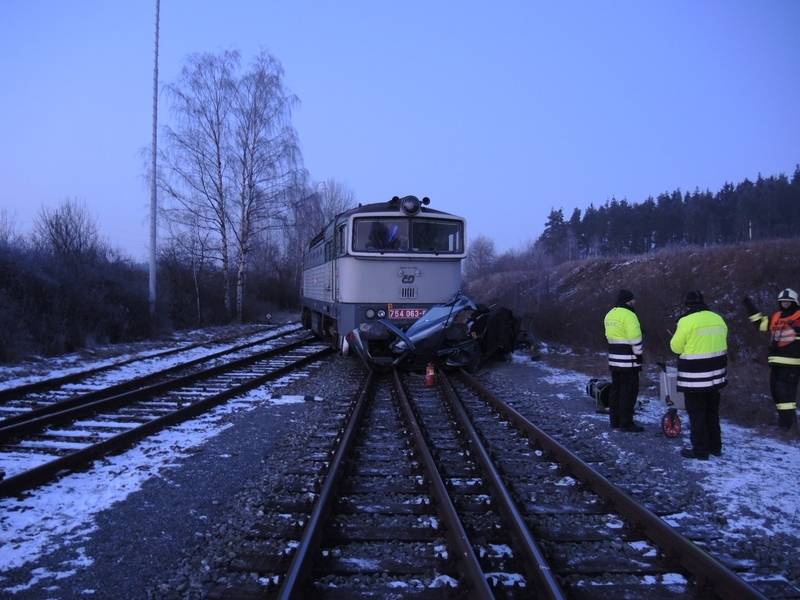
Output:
[149,0,160,321]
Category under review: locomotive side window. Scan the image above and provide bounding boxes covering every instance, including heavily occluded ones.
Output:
[305,240,325,267]
[411,219,463,253]
[337,224,347,256]
[353,219,409,252]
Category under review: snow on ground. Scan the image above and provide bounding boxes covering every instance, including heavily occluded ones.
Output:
[0,323,299,391]
[515,354,800,545]
[0,364,319,593]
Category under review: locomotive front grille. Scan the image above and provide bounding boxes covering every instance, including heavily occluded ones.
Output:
[400,286,418,299]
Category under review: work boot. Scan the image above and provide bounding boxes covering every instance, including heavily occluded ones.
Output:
[680,448,709,460]
[621,424,644,432]
[775,423,799,442]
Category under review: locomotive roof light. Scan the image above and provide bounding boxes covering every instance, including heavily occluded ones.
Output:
[377,308,387,318]
[400,196,420,214]
[365,308,376,319]
[392,195,430,215]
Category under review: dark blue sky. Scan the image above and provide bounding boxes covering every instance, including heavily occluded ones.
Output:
[2,0,798,257]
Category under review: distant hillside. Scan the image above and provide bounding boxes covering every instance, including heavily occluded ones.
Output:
[469,239,800,423]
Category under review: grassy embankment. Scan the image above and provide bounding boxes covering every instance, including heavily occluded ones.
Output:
[470,239,800,426]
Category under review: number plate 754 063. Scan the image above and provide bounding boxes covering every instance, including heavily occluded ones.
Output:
[389,307,426,320]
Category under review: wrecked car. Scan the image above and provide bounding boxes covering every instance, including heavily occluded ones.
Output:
[346,293,517,370]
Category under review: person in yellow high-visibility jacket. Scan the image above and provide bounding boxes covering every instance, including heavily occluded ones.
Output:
[670,291,728,460]
[604,289,644,432]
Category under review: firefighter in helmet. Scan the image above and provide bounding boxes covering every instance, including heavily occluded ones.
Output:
[744,288,800,430]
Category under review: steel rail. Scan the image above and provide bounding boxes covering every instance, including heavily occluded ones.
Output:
[0,336,313,442]
[438,370,566,600]
[392,369,494,600]
[0,325,303,429]
[0,324,285,403]
[277,370,375,600]
[457,369,769,600]
[0,347,332,498]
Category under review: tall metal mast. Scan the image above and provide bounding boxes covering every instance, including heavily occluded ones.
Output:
[149,0,160,320]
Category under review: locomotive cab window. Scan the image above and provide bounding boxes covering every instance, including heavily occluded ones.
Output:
[353,217,463,254]
[353,219,409,252]
[411,219,463,253]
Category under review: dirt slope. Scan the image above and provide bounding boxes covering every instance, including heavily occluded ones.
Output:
[469,239,800,424]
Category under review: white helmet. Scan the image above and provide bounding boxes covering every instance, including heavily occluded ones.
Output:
[777,288,799,305]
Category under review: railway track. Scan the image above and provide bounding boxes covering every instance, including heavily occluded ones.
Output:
[0,330,332,497]
[209,366,771,599]
[0,323,300,412]
[0,324,303,428]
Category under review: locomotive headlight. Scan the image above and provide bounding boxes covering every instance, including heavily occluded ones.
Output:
[401,196,421,214]
[365,308,376,319]
[377,309,387,318]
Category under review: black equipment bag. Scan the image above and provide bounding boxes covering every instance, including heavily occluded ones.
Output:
[586,378,611,413]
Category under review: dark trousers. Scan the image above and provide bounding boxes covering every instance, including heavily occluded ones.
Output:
[609,370,639,428]
[685,390,721,457]
[770,366,799,429]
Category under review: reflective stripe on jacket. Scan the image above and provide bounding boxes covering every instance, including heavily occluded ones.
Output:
[604,306,642,371]
[670,310,728,392]
[748,309,800,367]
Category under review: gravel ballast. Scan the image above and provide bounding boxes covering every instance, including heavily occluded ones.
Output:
[2,344,799,598]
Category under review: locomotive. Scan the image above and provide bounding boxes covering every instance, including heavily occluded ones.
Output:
[301,195,466,353]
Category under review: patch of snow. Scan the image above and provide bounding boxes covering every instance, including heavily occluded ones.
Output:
[488,544,513,557]
[429,574,458,588]
[0,367,318,592]
[485,572,526,587]
[0,324,301,392]
[511,352,537,364]
[545,361,800,579]
[342,557,380,570]
[0,451,61,475]
[2,546,93,594]
[675,422,800,537]
[628,540,658,557]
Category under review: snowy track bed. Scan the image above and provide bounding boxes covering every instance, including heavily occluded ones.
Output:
[480,353,800,597]
[0,344,339,598]
[2,342,799,598]
[0,332,329,497]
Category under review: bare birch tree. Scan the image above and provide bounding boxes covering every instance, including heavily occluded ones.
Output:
[229,52,300,321]
[161,212,214,324]
[160,50,306,322]
[160,51,238,318]
[316,178,355,227]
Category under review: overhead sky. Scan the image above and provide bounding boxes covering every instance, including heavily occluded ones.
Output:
[2,0,799,258]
